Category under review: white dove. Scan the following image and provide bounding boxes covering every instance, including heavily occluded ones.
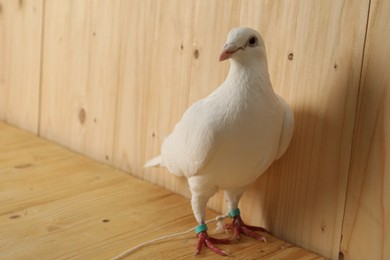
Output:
[145,27,294,256]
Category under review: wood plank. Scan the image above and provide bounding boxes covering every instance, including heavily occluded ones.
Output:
[340,0,390,259]
[113,0,195,198]
[0,0,43,133]
[0,122,324,259]
[39,0,123,163]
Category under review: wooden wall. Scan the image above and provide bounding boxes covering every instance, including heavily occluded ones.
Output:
[0,0,42,133]
[0,0,388,259]
[340,0,390,259]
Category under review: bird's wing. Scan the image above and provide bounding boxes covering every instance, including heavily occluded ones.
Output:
[275,96,294,160]
[161,99,222,178]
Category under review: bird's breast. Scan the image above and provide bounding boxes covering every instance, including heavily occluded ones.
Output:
[198,96,285,189]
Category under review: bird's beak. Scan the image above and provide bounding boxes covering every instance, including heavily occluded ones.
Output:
[219,43,241,62]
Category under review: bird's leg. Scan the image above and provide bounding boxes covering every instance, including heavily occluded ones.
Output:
[225,208,269,242]
[224,188,268,242]
[189,181,230,256]
[195,223,230,256]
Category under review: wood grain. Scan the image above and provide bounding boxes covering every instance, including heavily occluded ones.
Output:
[0,0,43,133]
[39,0,123,163]
[0,122,324,259]
[340,0,390,259]
[113,0,195,198]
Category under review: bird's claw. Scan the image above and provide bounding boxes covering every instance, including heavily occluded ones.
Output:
[225,215,269,242]
[195,231,230,256]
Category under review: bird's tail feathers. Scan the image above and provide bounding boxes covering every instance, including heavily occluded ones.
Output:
[144,155,163,168]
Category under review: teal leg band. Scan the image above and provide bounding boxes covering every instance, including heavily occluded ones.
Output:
[228,208,241,218]
[195,223,208,234]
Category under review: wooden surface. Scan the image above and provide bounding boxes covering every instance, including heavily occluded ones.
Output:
[340,0,390,259]
[0,122,324,259]
[1,0,390,259]
[39,0,122,163]
[0,0,43,133]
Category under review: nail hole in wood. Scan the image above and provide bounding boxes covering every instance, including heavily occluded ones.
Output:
[102,219,110,223]
[288,53,294,60]
[321,224,326,232]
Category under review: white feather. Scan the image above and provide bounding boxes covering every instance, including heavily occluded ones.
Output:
[144,155,163,168]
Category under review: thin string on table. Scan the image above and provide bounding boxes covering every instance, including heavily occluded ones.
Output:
[111,214,230,260]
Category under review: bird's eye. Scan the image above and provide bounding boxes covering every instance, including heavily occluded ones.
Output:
[248,36,258,47]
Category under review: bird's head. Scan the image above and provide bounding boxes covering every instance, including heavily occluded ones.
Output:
[219,27,266,64]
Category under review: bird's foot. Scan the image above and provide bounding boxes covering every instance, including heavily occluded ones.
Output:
[226,208,269,242]
[195,224,230,256]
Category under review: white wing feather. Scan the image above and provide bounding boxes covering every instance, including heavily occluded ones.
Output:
[275,96,294,160]
[160,99,221,177]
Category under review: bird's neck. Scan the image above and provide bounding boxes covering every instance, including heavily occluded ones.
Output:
[227,59,273,93]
